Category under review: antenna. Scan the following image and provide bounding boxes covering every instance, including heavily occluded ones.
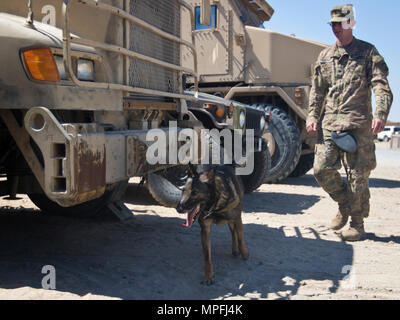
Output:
[25,0,35,28]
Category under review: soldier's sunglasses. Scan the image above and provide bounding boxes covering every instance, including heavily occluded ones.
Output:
[328,22,342,27]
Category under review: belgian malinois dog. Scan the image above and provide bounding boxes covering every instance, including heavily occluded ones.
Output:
[176,165,249,284]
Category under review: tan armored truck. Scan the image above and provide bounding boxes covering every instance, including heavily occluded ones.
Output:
[0,0,269,214]
[181,0,328,182]
[0,0,206,218]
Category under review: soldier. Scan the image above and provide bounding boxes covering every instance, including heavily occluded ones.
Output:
[306,4,393,241]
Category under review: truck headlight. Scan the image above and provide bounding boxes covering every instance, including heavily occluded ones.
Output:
[260,116,265,131]
[22,47,60,83]
[239,110,245,128]
[77,58,94,81]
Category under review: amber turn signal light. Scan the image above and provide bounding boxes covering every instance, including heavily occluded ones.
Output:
[295,87,304,106]
[22,47,60,82]
[215,106,225,118]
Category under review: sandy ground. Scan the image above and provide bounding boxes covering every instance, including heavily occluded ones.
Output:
[0,141,399,300]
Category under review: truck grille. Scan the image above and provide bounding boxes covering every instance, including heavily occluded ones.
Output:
[246,108,262,135]
[129,0,181,94]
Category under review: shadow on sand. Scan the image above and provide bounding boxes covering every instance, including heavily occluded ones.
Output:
[278,174,320,187]
[243,191,320,215]
[278,174,400,189]
[368,178,400,189]
[0,197,352,299]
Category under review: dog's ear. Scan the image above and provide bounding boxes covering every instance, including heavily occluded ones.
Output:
[188,163,197,177]
[199,168,215,183]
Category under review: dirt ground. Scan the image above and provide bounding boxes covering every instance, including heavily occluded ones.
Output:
[0,141,399,300]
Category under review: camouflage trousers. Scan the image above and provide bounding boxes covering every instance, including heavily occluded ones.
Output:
[313,126,377,218]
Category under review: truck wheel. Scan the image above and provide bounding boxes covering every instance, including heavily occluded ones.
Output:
[146,166,189,207]
[262,105,302,183]
[28,180,129,219]
[240,148,270,193]
[289,153,314,177]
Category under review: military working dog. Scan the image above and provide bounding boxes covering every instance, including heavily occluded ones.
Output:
[176,165,248,284]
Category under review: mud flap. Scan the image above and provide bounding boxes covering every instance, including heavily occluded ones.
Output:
[103,179,132,221]
[105,200,133,221]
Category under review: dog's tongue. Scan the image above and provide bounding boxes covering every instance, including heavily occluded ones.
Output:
[181,205,199,228]
[181,213,193,228]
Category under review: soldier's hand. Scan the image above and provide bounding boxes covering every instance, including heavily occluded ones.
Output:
[372,118,386,134]
[306,121,318,134]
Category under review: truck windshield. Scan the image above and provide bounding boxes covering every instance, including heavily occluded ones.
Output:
[195,5,217,30]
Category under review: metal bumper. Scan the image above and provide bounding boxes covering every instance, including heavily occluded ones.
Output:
[21,107,201,207]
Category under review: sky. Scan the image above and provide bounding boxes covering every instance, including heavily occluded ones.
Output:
[262,0,400,122]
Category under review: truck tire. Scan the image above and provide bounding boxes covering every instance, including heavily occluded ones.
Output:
[289,153,314,178]
[148,151,269,207]
[28,180,129,219]
[240,148,270,193]
[262,105,302,183]
[146,166,189,208]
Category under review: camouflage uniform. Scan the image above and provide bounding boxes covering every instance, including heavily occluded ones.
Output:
[307,25,393,222]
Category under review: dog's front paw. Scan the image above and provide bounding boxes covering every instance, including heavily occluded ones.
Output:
[202,275,215,286]
[241,248,249,260]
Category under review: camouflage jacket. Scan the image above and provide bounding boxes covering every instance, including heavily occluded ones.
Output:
[307,37,393,131]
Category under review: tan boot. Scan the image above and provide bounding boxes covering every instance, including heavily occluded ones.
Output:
[340,216,365,241]
[329,203,351,230]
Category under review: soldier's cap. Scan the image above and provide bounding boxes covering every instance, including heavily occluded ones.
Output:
[330,4,355,23]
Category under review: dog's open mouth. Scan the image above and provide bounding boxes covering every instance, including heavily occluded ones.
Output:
[181,204,201,228]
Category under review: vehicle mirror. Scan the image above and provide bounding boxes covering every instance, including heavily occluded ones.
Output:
[200,0,211,26]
